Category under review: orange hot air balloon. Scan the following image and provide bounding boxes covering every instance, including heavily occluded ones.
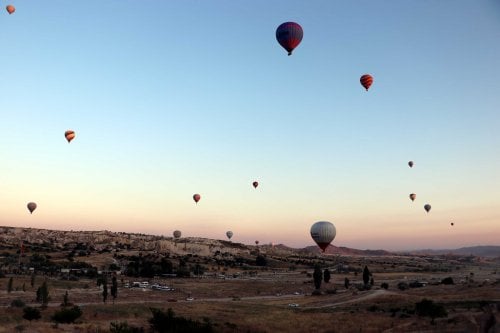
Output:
[65,130,75,143]
[193,194,201,204]
[252,181,258,189]
[409,193,416,202]
[6,5,15,14]
[360,74,373,91]
[27,202,37,214]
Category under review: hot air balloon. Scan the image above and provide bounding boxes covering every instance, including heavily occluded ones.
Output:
[27,202,37,214]
[173,230,181,239]
[255,240,259,245]
[408,161,414,168]
[310,221,336,252]
[360,74,373,91]
[424,204,431,213]
[193,194,201,204]
[226,231,233,240]
[6,5,15,14]
[409,193,416,202]
[276,22,303,56]
[450,222,454,226]
[252,181,258,189]
[65,130,75,143]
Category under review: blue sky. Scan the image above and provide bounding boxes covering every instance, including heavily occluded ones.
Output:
[1,1,499,250]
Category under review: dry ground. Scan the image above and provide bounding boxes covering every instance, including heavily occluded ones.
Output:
[0,259,498,332]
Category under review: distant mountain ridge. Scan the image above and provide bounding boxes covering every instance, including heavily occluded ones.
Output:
[403,246,500,258]
[0,225,497,257]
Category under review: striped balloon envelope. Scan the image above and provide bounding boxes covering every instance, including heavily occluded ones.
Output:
[276,22,303,56]
[360,74,374,91]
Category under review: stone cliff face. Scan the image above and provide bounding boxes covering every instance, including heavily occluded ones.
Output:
[0,226,253,257]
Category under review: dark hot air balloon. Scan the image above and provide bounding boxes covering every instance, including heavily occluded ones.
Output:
[173,230,181,239]
[408,161,414,168]
[226,231,233,240]
[310,221,336,252]
[65,130,75,143]
[409,193,416,202]
[276,22,303,56]
[193,194,201,204]
[27,202,37,214]
[360,74,373,91]
[252,181,258,189]
[255,240,259,245]
[450,222,454,226]
[424,204,431,213]
[6,5,15,14]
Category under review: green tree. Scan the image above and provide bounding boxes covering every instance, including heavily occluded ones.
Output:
[102,278,108,303]
[7,277,13,293]
[323,269,331,283]
[62,291,69,307]
[36,281,49,307]
[415,299,448,324]
[23,306,41,324]
[313,265,322,290]
[111,276,118,304]
[363,266,370,286]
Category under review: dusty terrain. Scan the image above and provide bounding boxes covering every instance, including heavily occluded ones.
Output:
[0,226,498,332]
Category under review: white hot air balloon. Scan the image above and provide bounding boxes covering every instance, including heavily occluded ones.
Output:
[310,221,336,252]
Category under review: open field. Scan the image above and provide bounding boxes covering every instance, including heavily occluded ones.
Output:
[0,255,498,333]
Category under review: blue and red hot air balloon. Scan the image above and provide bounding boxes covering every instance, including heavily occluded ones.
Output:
[276,22,303,56]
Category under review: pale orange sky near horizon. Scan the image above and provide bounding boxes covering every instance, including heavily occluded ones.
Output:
[1,2,499,252]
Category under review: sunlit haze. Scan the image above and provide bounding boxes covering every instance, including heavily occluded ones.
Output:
[1,1,499,251]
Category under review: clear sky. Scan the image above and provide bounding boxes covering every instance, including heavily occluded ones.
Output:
[1,1,499,251]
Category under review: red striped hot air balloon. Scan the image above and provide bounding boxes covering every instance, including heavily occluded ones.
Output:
[65,130,75,143]
[276,22,303,56]
[193,194,201,204]
[6,5,15,14]
[360,74,373,91]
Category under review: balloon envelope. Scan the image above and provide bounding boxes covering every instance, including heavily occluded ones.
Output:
[226,231,233,240]
[276,22,303,56]
[193,194,201,203]
[252,181,258,189]
[450,222,454,226]
[27,202,37,214]
[65,130,75,143]
[173,230,181,239]
[409,193,416,202]
[255,240,259,245]
[360,74,373,91]
[408,161,414,168]
[310,221,336,252]
[6,5,15,14]
[424,204,431,213]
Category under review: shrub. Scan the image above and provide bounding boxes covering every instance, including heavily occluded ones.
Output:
[441,277,454,285]
[381,282,389,289]
[110,321,145,333]
[11,299,26,308]
[52,306,82,324]
[23,306,41,323]
[397,282,409,290]
[149,308,213,332]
